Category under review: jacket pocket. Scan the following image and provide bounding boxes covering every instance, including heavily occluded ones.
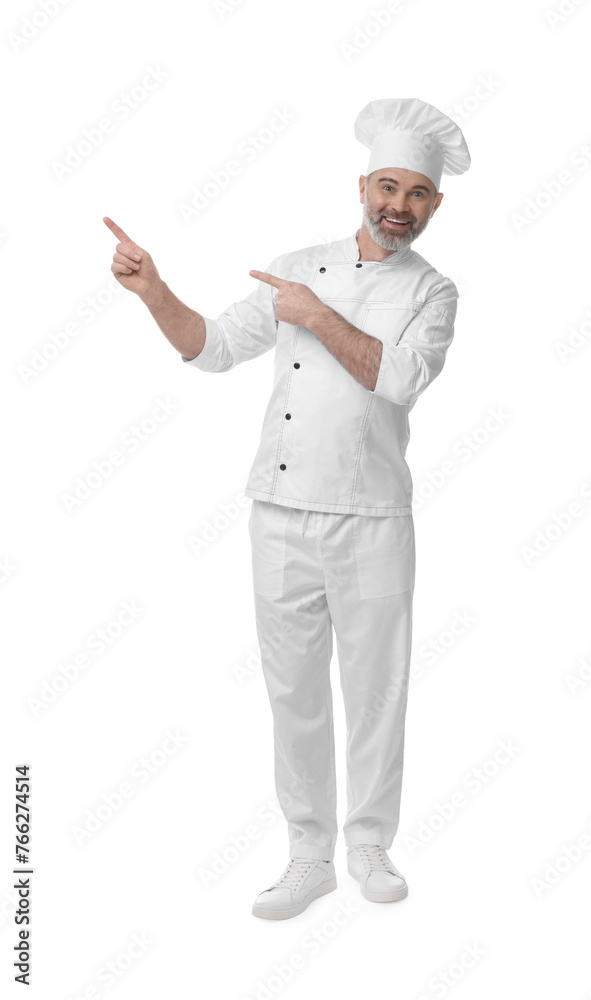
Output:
[363,301,421,345]
[353,513,415,599]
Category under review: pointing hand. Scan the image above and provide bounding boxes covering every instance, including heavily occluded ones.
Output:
[249,270,326,328]
[103,216,162,305]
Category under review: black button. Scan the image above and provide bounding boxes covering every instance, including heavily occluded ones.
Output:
[319,266,326,273]
[356,262,362,267]
[279,463,286,470]
[285,413,291,419]
[294,362,300,368]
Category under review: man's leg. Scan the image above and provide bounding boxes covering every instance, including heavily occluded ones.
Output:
[322,511,416,850]
[248,501,338,861]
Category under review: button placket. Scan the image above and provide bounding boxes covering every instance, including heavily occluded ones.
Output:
[276,257,324,484]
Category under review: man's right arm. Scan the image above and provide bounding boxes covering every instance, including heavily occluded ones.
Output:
[103,215,280,372]
[141,280,206,362]
[103,216,206,361]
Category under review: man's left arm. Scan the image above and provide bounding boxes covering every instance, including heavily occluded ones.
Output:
[309,286,458,405]
[249,269,458,405]
[306,306,383,392]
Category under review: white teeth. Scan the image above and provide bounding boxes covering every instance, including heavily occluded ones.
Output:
[385,217,409,223]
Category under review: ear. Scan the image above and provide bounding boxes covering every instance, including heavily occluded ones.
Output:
[359,173,366,204]
[432,192,444,215]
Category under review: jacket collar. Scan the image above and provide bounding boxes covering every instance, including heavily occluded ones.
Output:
[343,228,414,266]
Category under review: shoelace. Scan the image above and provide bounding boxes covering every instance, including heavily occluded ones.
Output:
[273,857,316,889]
[355,844,399,874]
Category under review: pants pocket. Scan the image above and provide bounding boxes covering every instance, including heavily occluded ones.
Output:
[353,513,415,599]
[248,500,292,598]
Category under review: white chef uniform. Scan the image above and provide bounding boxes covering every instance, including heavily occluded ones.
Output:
[183,97,470,861]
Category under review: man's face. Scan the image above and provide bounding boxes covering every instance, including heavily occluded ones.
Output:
[359,167,444,251]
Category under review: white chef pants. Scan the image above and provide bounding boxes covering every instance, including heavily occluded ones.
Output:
[247,499,416,862]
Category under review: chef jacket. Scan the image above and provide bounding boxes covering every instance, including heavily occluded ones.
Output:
[182,228,458,516]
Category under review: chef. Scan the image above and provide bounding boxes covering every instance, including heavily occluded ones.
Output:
[104,96,470,921]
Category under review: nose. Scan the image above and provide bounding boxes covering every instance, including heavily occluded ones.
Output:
[386,199,412,217]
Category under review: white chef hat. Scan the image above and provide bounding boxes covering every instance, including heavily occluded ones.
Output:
[354,97,471,192]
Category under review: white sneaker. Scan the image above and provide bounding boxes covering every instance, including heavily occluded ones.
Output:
[347,845,408,902]
[252,858,337,920]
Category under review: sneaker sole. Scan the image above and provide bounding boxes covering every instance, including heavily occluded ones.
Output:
[252,876,337,920]
[347,866,408,903]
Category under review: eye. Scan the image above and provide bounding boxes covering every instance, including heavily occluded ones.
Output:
[382,185,424,197]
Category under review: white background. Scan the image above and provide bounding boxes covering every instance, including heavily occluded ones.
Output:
[2,0,591,996]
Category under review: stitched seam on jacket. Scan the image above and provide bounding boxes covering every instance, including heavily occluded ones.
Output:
[348,302,373,507]
[407,307,447,403]
[270,327,299,497]
[316,296,420,308]
[406,351,417,405]
[247,491,410,511]
[268,247,331,498]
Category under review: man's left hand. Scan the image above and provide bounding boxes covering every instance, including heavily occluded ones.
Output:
[249,270,327,328]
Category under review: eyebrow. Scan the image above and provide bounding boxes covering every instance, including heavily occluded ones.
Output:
[376,176,431,193]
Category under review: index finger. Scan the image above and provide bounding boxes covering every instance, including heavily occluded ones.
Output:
[103,216,136,247]
[249,270,284,288]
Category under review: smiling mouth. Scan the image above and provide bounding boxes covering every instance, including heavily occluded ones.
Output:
[383,216,412,229]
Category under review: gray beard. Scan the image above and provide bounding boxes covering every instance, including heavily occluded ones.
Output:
[362,199,430,251]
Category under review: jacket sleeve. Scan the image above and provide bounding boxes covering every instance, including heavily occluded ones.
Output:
[181,256,280,373]
[371,280,458,407]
